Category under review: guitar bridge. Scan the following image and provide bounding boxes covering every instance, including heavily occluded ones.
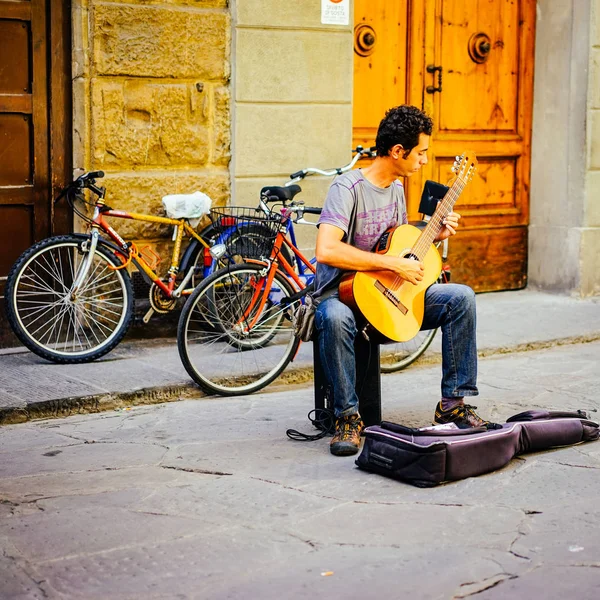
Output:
[374,280,408,315]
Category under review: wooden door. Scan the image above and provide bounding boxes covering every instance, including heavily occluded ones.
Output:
[353,0,536,291]
[0,0,71,347]
[352,0,409,152]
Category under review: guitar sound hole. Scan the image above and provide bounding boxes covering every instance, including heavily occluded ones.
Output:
[404,253,420,261]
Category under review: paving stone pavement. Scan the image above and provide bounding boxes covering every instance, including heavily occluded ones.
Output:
[1,339,599,599]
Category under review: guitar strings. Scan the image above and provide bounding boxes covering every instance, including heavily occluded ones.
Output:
[388,176,467,293]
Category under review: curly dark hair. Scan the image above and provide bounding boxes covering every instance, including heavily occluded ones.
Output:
[375,105,433,158]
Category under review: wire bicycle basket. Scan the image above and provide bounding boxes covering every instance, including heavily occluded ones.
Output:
[210,206,287,261]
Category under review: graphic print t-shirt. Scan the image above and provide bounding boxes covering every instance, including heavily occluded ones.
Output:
[314,169,408,296]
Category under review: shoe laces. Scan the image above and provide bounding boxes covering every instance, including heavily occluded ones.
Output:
[457,404,489,424]
[338,416,361,440]
[462,404,484,416]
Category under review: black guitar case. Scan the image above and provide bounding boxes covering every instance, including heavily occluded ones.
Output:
[356,410,599,487]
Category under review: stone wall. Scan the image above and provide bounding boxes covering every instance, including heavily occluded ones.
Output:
[529,0,599,296]
[583,0,600,295]
[72,0,231,263]
[231,0,354,256]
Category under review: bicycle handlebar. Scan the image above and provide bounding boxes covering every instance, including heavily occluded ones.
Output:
[75,170,105,184]
[300,207,322,215]
[286,146,376,185]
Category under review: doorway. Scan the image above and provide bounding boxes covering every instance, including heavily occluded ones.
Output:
[0,0,72,347]
[353,0,536,291]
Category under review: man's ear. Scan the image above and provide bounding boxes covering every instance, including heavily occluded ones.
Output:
[390,144,404,159]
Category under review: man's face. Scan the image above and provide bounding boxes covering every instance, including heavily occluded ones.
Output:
[394,133,430,177]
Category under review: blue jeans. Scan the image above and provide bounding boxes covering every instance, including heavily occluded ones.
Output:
[314,283,478,418]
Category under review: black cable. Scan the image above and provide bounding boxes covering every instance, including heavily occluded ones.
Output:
[286,408,335,441]
[66,189,97,226]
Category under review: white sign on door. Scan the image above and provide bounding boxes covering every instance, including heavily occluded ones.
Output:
[321,0,349,26]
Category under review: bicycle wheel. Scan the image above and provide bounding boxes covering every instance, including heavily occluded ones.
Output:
[380,328,437,373]
[5,235,134,363]
[178,263,301,396]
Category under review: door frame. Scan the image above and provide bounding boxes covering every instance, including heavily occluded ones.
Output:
[49,0,73,236]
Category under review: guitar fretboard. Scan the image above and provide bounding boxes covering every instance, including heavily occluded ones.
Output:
[410,177,466,261]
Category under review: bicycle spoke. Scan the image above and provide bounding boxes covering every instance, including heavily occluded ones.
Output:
[178,263,300,395]
[19,299,69,334]
[40,249,73,295]
[17,273,65,297]
[34,303,73,349]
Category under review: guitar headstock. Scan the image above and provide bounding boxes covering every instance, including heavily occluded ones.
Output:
[451,151,478,184]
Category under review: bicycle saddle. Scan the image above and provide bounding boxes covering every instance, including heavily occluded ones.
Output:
[260,185,302,202]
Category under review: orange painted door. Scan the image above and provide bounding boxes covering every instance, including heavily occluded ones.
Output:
[352,0,409,152]
[353,0,536,291]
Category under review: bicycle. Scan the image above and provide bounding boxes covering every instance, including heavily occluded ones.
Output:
[177,204,313,396]
[4,171,241,364]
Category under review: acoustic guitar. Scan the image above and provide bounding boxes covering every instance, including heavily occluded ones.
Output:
[339,151,478,343]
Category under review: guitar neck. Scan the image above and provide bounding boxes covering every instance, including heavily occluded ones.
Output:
[411,178,466,260]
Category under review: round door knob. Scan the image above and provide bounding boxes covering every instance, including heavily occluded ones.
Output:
[468,32,493,64]
[355,25,377,57]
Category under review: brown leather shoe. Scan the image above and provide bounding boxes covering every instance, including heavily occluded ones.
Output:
[330,414,364,456]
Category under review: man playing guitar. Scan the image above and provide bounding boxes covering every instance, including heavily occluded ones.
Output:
[314,105,491,457]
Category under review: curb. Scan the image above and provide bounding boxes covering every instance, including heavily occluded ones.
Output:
[0,384,200,426]
[2,333,599,426]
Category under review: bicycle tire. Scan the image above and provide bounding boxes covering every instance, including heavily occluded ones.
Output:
[178,263,301,396]
[380,328,437,373]
[5,234,134,363]
[206,265,290,351]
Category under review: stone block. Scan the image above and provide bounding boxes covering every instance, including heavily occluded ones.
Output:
[595,0,600,46]
[234,103,352,177]
[591,48,600,109]
[72,77,88,170]
[91,80,211,169]
[580,228,600,296]
[93,4,229,80]
[120,0,228,6]
[72,3,89,79]
[169,0,228,7]
[235,29,352,103]
[528,224,581,291]
[213,85,231,166]
[590,109,600,169]
[235,0,352,30]
[585,169,600,226]
[234,176,332,209]
[98,171,229,240]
